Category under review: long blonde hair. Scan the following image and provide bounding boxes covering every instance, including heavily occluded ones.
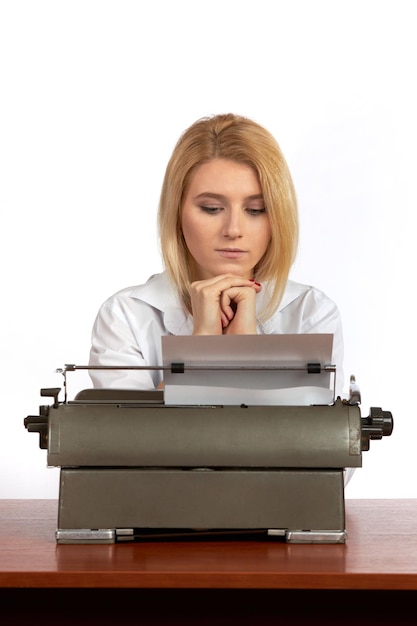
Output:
[158,113,298,319]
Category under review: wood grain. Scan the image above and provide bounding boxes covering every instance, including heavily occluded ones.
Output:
[0,499,416,590]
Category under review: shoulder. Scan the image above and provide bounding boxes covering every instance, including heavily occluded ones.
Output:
[260,279,341,333]
[100,272,179,312]
[280,279,339,314]
[92,272,192,337]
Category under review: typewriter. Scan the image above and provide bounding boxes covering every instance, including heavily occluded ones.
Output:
[24,335,393,544]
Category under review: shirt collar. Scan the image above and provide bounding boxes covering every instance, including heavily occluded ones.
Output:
[277,279,310,310]
[257,279,310,333]
[130,272,193,335]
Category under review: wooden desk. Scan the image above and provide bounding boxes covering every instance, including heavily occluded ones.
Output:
[0,499,416,624]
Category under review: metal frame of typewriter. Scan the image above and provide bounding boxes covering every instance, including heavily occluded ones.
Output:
[25,363,393,545]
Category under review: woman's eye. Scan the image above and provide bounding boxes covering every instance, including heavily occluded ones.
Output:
[246,207,266,216]
[199,205,223,214]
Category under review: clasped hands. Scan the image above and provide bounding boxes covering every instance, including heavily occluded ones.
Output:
[190,274,262,335]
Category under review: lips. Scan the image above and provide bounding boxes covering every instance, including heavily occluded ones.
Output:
[216,248,248,259]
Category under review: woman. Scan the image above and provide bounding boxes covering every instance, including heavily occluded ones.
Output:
[89,113,344,394]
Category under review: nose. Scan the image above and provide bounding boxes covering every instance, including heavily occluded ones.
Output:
[222,208,243,239]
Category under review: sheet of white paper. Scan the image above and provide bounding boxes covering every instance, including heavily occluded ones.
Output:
[162,334,334,406]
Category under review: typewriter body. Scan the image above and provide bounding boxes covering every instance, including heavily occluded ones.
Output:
[25,346,393,545]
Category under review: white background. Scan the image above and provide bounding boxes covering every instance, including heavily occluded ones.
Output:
[1,0,415,499]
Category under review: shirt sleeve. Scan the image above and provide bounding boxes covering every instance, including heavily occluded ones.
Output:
[89,297,160,389]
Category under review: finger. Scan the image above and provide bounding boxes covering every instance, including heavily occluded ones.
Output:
[249,279,262,293]
[219,291,237,321]
[221,285,257,306]
[191,275,258,294]
[221,312,230,328]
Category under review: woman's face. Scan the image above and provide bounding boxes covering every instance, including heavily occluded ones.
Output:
[181,159,272,280]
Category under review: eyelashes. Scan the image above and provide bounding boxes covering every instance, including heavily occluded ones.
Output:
[199,205,222,214]
[199,205,266,216]
[246,208,267,216]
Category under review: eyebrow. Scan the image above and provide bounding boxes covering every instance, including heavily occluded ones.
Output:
[194,192,265,202]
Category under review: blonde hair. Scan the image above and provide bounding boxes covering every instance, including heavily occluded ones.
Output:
[158,113,298,319]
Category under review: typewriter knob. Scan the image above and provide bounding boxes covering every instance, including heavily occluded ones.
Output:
[24,409,49,449]
[361,406,394,451]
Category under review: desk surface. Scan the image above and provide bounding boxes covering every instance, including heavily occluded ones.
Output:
[1,499,417,590]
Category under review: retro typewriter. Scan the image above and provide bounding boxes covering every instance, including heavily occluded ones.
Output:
[24,335,393,544]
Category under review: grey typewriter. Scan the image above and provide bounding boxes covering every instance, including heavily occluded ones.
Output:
[24,336,393,545]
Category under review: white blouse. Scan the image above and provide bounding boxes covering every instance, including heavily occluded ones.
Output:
[89,271,345,395]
